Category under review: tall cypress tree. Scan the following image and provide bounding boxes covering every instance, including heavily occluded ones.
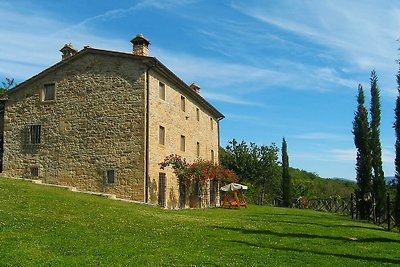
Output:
[369,70,386,221]
[353,85,372,220]
[281,138,291,207]
[394,64,400,227]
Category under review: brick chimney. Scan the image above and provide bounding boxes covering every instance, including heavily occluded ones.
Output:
[189,83,201,94]
[60,43,78,61]
[130,34,151,56]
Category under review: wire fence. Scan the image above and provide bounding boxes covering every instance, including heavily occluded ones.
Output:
[292,193,399,232]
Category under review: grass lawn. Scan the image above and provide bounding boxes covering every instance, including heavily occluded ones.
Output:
[1,177,400,267]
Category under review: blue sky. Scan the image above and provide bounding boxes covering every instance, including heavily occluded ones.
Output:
[1,0,400,180]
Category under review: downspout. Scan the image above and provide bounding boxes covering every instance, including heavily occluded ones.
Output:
[216,116,223,163]
[145,62,156,203]
[216,116,223,206]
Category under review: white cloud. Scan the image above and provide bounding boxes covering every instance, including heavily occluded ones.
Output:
[293,132,347,141]
[201,92,263,106]
[0,4,131,80]
[151,47,289,92]
[331,148,356,162]
[231,0,400,96]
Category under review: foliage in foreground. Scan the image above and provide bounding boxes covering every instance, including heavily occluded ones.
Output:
[1,178,400,267]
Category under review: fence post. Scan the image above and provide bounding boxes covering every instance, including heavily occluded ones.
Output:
[372,198,376,224]
[350,193,354,219]
[387,192,391,231]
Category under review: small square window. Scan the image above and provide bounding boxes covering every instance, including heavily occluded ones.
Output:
[159,126,165,145]
[43,83,55,101]
[159,82,165,100]
[180,96,186,112]
[180,135,186,152]
[31,167,39,177]
[106,170,116,184]
[30,125,41,144]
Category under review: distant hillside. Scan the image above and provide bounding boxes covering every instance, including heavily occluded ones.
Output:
[290,168,356,199]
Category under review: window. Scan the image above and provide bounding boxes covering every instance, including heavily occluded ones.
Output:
[180,96,186,112]
[210,118,214,130]
[158,173,166,207]
[43,83,55,101]
[180,135,186,152]
[30,125,41,144]
[159,82,165,100]
[106,170,116,184]
[159,126,165,145]
[196,108,200,121]
[30,167,39,177]
[196,142,200,157]
[211,150,215,162]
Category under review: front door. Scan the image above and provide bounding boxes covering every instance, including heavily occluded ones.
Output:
[158,173,166,207]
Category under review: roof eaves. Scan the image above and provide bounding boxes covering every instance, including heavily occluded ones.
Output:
[5,48,89,97]
[152,59,224,120]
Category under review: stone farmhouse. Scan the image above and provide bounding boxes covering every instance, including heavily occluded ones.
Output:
[0,34,224,209]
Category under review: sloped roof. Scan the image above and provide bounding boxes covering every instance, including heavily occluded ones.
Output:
[4,46,224,120]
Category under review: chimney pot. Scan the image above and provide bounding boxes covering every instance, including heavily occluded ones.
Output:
[130,34,151,56]
[189,83,201,94]
[60,43,78,61]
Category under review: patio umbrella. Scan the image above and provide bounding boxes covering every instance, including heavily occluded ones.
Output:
[220,183,248,192]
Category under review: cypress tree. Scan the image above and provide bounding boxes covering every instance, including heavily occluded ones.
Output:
[394,64,400,227]
[353,85,372,220]
[281,138,291,207]
[369,70,386,221]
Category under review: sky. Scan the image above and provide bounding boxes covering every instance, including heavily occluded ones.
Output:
[1,0,400,180]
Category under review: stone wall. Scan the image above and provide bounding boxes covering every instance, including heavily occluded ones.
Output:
[147,69,220,208]
[3,53,147,201]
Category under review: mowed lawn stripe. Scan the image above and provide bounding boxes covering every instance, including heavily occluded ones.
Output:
[1,177,399,266]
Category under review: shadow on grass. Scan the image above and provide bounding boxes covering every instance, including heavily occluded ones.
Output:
[214,226,400,243]
[229,240,400,265]
[260,219,387,232]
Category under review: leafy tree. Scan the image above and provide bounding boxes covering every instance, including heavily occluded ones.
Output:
[394,63,400,227]
[281,138,291,207]
[369,70,386,221]
[253,143,280,205]
[353,85,372,220]
[220,139,251,183]
[220,139,280,205]
[0,78,16,94]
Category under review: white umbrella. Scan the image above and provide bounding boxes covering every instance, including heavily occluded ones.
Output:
[220,183,248,192]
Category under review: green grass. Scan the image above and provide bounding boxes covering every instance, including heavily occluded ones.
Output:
[1,178,400,267]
